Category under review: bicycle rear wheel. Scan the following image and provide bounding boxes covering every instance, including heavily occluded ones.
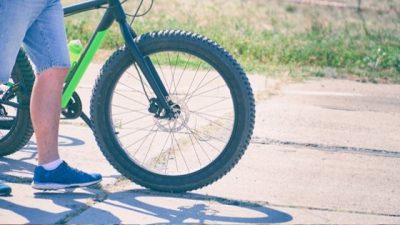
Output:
[0,49,34,156]
[91,30,255,192]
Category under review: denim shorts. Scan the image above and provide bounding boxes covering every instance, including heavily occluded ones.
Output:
[0,0,70,83]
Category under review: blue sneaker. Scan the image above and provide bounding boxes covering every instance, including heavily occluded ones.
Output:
[32,161,102,190]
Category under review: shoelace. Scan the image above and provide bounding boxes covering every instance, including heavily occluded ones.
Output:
[63,163,90,177]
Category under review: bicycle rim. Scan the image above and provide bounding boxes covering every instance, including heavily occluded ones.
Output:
[110,51,236,176]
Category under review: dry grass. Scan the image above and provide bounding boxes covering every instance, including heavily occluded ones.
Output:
[61,0,399,33]
[61,0,400,82]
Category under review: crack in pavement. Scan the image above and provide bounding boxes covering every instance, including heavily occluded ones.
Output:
[57,177,133,224]
[251,136,400,158]
[265,202,400,218]
[55,181,114,224]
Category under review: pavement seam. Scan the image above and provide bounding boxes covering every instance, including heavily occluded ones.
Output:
[54,201,93,224]
[56,177,135,224]
[264,202,400,218]
[53,177,129,224]
[54,185,109,224]
[251,136,400,158]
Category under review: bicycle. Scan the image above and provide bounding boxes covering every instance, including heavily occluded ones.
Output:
[0,0,255,193]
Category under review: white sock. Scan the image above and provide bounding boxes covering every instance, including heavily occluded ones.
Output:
[41,159,63,171]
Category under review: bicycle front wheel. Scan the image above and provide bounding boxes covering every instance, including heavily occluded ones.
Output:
[91,30,255,192]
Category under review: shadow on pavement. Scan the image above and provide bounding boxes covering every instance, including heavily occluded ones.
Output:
[0,185,293,224]
[0,157,36,183]
[23,134,85,151]
[87,188,293,224]
[0,190,119,224]
[0,132,292,223]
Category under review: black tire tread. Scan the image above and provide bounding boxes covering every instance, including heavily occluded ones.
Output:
[91,30,255,192]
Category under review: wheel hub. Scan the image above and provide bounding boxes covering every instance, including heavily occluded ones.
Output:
[153,97,190,132]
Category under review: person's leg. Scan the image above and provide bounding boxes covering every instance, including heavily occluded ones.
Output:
[30,68,68,165]
[30,67,101,190]
[23,0,101,190]
[0,0,48,196]
[22,0,70,166]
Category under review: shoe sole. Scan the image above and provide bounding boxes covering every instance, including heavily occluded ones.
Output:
[0,192,11,196]
[31,179,101,190]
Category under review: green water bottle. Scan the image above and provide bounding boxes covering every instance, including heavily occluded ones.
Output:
[68,40,83,66]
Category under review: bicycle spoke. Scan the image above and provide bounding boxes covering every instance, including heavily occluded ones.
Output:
[186,127,203,167]
[186,76,221,102]
[128,65,153,93]
[182,60,205,103]
[167,52,180,94]
[201,107,233,114]
[172,55,192,95]
[183,68,212,99]
[191,96,231,113]
[118,123,155,139]
[115,77,144,94]
[171,131,190,173]
[188,84,228,101]
[141,129,158,166]
[124,128,156,150]
[183,124,213,161]
[169,125,179,173]
[112,107,148,116]
[113,91,148,107]
[190,111,233,122]
[184,123,228,145]
[119,114,152,127]
[193,113,232,132]
[152,132,172,173]
[153,54,171,92]
[132,124,157,157]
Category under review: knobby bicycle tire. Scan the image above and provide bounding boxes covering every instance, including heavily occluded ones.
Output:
[0,49,34,156]
[91,30,255,192]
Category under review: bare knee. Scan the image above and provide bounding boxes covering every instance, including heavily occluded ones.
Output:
[36,67,69,87]
[37,67,69,78]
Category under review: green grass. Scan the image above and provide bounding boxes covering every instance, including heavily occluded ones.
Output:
[63,0,400,83]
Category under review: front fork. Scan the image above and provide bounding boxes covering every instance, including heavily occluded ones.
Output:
[118,20,173,117]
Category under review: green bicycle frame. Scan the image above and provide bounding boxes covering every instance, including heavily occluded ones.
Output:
[61,30,107,108]
[62,0,110,108]
[61,0,171,113]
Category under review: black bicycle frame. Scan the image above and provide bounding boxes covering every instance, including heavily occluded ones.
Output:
[63,0,171,112]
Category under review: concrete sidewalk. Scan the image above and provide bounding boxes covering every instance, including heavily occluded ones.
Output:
[0,64,399,223]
